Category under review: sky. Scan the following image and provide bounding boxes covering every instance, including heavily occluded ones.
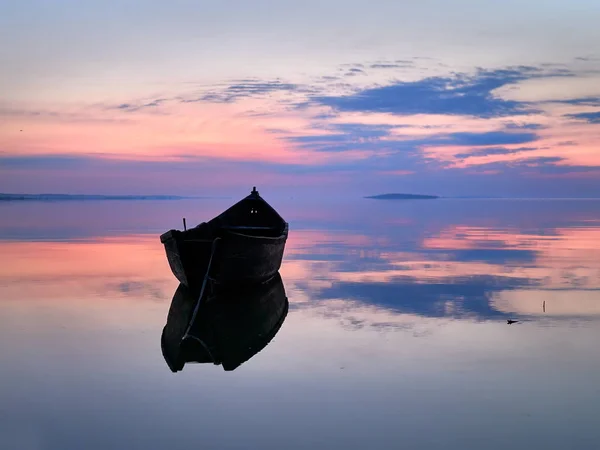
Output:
[1,0,600,197]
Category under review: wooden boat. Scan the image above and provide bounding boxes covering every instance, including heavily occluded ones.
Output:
[161,272,288,372]
[160,187,288,291]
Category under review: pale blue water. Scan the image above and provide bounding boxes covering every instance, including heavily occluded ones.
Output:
[1,198,600,449]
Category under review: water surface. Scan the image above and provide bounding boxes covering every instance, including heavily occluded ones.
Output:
[1,198,600,449]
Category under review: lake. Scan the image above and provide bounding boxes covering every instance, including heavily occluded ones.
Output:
[1,197,600,449]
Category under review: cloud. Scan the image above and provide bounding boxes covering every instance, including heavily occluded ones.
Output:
[438,248,537,264]
[0,107,132,124]
[504,122,545,130]
[104,80,305,111]
[367,59,416,69]
[370,63,411,69]
[345,68,366,76]
[316,75,341,82]
[283,123,395,152]
[282,125,539,156]
[312,67,558,118]
[106,280,166,300]
[7,59,600,198]
[555,96,600,106]
[187,80,301,103]
[335,123,395,136]
[465,156,566,172]
[455,146,539,159]
[528,162,600,175]
[0,108,60,118]
[0,154,96,169]
[441,131,538,146]
[513,156,566,166]
[113,99,167,112]
[565,111,600,123]
[575,56,600,62]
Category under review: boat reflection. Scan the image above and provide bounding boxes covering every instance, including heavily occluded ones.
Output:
[161,272,288,372]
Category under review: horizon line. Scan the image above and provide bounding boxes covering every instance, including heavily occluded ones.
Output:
[2,192,600,201]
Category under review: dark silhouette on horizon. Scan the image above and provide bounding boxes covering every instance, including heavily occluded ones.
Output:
[365,193,439,200]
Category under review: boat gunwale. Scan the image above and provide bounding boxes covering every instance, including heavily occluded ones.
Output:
[221,225,288,241]
[163,222,289,242]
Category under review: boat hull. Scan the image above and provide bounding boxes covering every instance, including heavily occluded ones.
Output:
[160,226,287,291]
[160,188,288,290]
[214,227,288,284]
[160,229,213,290]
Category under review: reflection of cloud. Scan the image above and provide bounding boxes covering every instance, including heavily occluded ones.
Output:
[281,218,600,322]
[492,290,600,317]
[316,277,528,320]
[0,236,177,301]
[105,280,167,300]
[2,199,600,329]
[289,298,441,337]
[422,225,600,290]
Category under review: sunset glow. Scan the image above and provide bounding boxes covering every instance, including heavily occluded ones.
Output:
[2,1,600,197]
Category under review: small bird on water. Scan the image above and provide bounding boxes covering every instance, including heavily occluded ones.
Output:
[507,319,518,325]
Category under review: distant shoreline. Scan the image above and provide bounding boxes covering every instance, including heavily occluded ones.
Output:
[365,194,600,200]
[365,193,439,200]
[2,193,600,202]
[0,194,220,202]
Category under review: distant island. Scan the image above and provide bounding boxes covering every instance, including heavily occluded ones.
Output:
[0,193,197,201]
[365,193,439,200]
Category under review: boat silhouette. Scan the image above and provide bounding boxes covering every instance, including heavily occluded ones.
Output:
[160,187,288,292]
[161,272,288,372]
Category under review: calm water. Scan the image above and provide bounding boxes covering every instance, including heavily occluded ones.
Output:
[1,198,600,449]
